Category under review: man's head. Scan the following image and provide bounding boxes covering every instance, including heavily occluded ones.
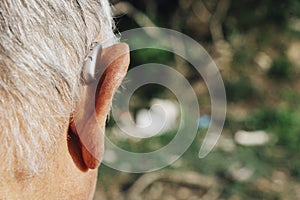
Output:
[0,0,129,199]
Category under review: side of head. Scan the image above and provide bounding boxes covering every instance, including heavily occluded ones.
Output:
[0,0,129,199]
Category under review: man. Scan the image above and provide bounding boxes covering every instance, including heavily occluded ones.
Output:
[0,0,129,199]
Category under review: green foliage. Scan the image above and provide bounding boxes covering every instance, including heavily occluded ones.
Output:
[225,76,256,102]
[232,47,255,67]
[282,89,300,107]
[287,153,300,180]
[108,130,176,153]
[129,48,174,69]
[107,0,300,198]
[268,56,294,79]
[227,0,300,32]
[244,108,300,150]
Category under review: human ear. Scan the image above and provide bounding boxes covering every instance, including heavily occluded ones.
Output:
[67,43,130,171]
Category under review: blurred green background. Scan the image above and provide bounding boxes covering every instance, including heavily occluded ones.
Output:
[95,0,300,199]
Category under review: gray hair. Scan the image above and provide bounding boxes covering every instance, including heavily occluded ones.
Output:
[0,0,116,177]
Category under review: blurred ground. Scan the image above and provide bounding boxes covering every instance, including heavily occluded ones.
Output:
[95,0,300,199]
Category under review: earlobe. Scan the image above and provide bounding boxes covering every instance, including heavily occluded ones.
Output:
[67,124,88,172]
[67,42,130,171]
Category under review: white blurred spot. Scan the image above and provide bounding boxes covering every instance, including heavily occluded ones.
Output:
[103,149,117,163]
[229,163,254,182]
[234,130,270,146]
[134,98,179,138]
[255,52,272,71]
[216,136,236,152]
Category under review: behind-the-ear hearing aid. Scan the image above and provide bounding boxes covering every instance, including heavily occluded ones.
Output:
[81,43,102,84]
[68,42,130,171]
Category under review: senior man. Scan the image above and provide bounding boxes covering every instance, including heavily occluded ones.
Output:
[0,0,129,199]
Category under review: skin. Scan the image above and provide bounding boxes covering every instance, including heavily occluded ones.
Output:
[1,129,98,199]
[0,43,130,199]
